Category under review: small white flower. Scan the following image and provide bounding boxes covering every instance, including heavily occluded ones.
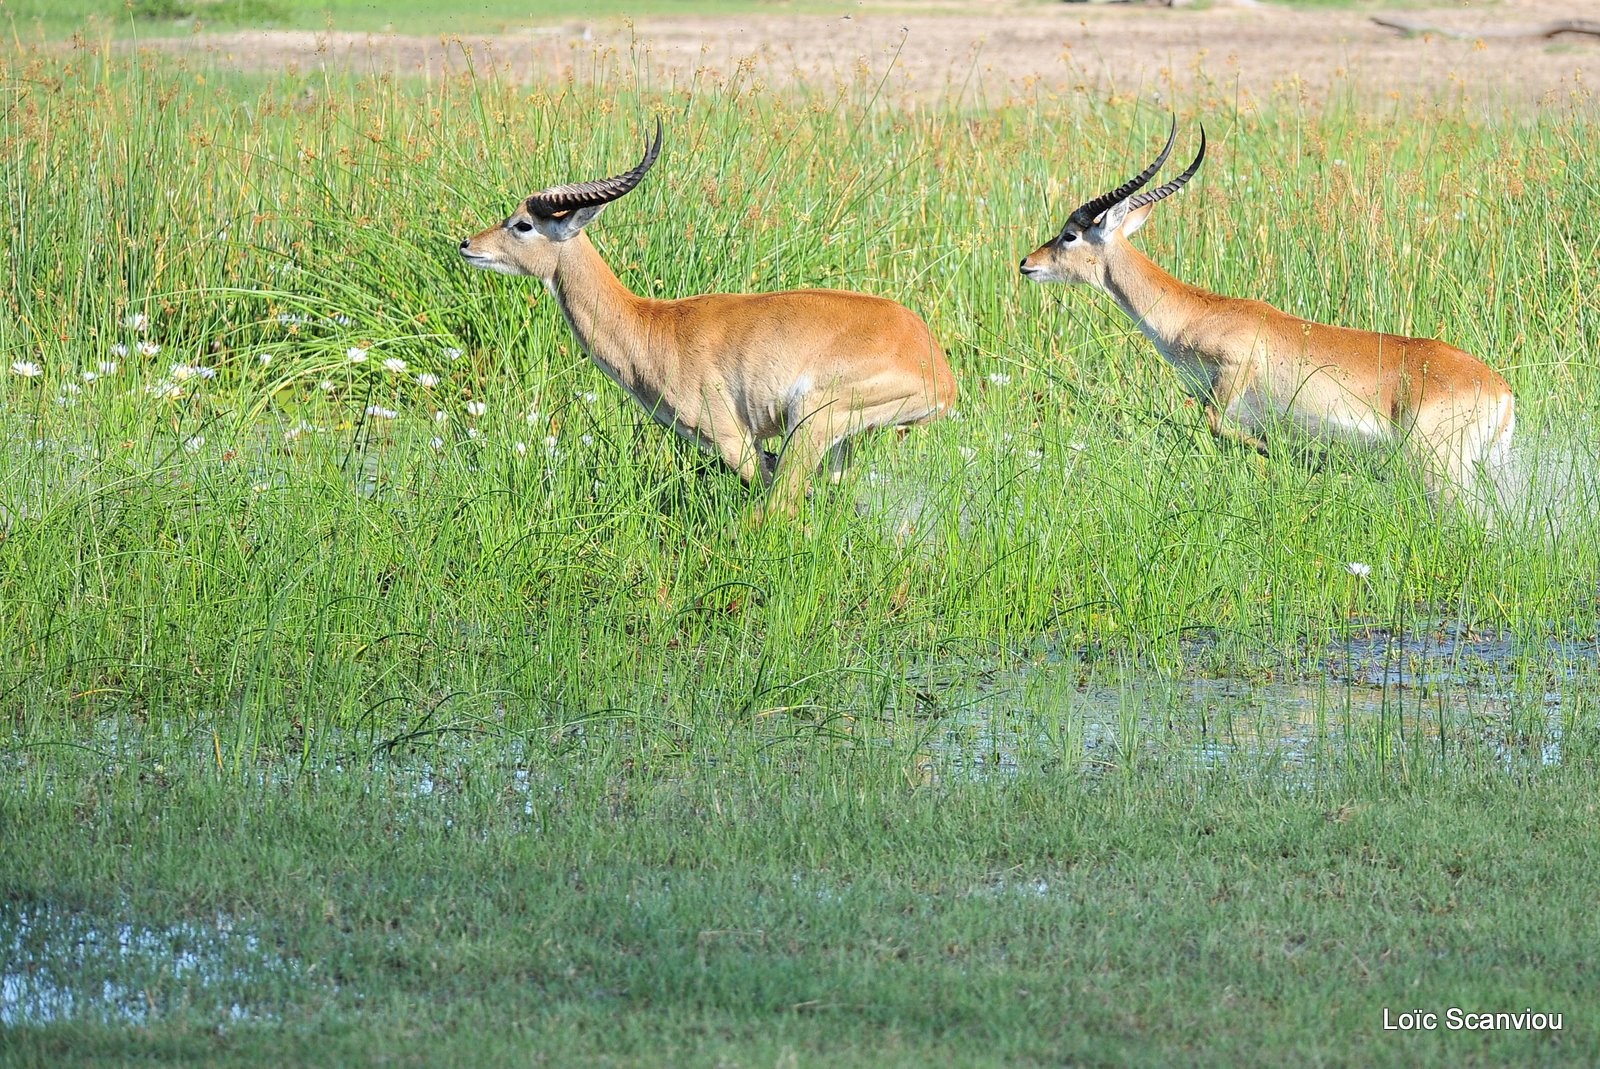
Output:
[524,409,543,426]
[64,381,82,394]
[183,435,205,453]
[145,379,182,399]
[364,405,398,420]
[346,346,368,363]
[415,372,439,388]
[124,312,150,331]
[958,446,977,460]
[100,359,121,374]
[514,441,528,455]
[433,410,448,424]
[582,391,598,404]
[430,436,445,450]
[1068,441,1088,453]
[467,427,482,440]
[109,344,129,358]
[284,422,311,441]
[81,370,98,383]
[257,352,272,366]
[543,435,558,451]
[466,400,487,417]
[318,380,336,392]
[382,357,408,374]
[331,314,353,326]
[137,341,161,357]
[1345,561,1372,579]
[9,360,42,378]
[443,347,463,361]
[252,482,269,493]
[580,434,594,446]
[987,372,1011,387]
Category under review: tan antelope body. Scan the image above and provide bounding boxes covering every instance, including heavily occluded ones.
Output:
[1020,123,1514,508]
[460,122,957,521]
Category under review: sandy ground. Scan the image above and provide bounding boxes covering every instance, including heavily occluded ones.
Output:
[133,0,1600,109]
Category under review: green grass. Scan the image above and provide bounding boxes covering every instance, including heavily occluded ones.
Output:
[1,45,1596,736]
[4,743,1598,1067]
[2,26,1599,1068]
[1,0,885,39]
[0,0,1432,41]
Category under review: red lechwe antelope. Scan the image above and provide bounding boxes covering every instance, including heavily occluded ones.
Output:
[1019,120,1514,512]
[459,120,957,521]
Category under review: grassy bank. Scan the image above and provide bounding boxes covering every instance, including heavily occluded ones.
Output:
[2,0,806,38]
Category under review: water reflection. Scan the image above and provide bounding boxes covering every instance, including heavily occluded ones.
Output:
[0,906,298,1026]
[925,630,1591,781]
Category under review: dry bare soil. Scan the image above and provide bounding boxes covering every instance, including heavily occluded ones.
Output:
[143,0,1600,108]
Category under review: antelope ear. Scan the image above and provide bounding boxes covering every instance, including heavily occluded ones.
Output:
[529,203,606,242]
[1120,202,1156,238]
[1091,197,1131,239]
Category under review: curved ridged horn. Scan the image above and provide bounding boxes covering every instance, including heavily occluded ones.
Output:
[1065,117,1177,231]
[525,117,663,217]
[1126,125,1206,211]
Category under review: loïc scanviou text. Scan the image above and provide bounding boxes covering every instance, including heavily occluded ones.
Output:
[1382,1008,1563,1031]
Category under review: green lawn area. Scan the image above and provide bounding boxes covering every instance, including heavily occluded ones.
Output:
[4,748,1597,1068]
[2,0,875,38]
[0,0,1431,40]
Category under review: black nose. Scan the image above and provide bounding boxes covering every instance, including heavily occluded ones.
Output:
[1018,259,1030,273]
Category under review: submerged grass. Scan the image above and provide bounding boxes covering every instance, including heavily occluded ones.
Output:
[2,26,1599,1066]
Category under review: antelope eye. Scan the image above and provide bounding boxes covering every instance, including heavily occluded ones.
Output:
[512,220,534,234]
[1059,231,1078,244]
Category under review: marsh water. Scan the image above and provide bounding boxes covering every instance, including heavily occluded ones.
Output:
[0,908,301,1027]
[7,619,1595,1027]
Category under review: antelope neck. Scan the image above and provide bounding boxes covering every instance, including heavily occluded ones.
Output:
[545,234,660,385]
[1094,241,1210,347]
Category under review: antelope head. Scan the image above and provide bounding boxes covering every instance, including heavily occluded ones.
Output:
[459,118,663,279]
[1019,119,1206,286]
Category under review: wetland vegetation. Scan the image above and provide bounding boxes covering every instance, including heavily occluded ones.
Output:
[2,10,1598,1066]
